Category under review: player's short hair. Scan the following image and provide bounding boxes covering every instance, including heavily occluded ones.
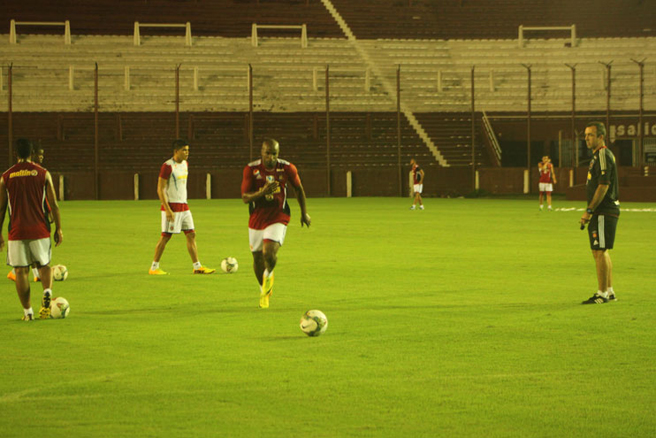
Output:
[586,122,606,138]
[262,138,279,149]
[172,139,188,151]
[16,138,33,159]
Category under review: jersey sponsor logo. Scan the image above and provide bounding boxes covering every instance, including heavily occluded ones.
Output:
[9,169,38,178]
[276,168,284,172]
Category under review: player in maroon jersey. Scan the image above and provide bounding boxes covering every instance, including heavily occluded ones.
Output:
[7,145,50,283]
[0,139,63,320]
[241,138,311,308]
[409,158,425,210]
[538,155,557,211]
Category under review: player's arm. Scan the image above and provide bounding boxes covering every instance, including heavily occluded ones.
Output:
[418,169,425,185]
[0,178,7,251]
[287,164,311,227]
[241,167,278,203]
[45,171,63,246]
[550,164,557,184]
[294,181,311,227]
[157,177,174,222]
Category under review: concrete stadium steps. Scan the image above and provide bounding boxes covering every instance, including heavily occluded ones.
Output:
[328,0,656,40]
[413,113,486,167]
[3,34,654,113]
[3,112,436,172]
[2,0,344,39]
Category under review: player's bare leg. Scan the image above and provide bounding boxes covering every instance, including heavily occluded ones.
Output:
[410,192,418,210]
[15,266,32,318]
[185,231,214,274]
[252,251,265,287]
[546,192,553,210]
[539,192,544,210]
[593,249,611,293]
[150,233,171,274]
[259,240,281,308]
[607,253,616,301]
[37,264,53,290]
[416,193,424,210]
[185,231,199,264]
[153,233,171,263]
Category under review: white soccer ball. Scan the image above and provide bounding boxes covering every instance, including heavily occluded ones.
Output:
[221,257,238,274]
[52,265,68,281]
[50,297,70,319]
[300,310,328,337]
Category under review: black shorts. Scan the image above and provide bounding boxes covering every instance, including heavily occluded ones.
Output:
[588,214,619,250]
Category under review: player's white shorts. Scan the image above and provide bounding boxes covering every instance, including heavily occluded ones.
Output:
[6,238,51,267]
[539,183,553,193]
[161,210,195,234]
[413,184,423,194]
[249,223,287,252]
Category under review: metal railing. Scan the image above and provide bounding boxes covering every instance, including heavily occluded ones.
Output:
[482,111,502,166]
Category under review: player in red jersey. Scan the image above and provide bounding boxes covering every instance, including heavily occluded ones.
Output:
[7,145,50,283]
[0,139,63,320]
[538,155,557,211]
[409,158,425,210]
[149,139,215,275]
[241,138,311,308]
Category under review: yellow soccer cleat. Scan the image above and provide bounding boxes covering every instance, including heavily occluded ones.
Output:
[148,268,169,275]
[193,266,216,274]
[7,271,16,282]
[259,290,272,309]
[34,276,41,283]
[22,313,34,321]
[259,273,274,309]
[39,292,52,319]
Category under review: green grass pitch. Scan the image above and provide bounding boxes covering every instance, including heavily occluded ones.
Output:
[1,197,654,437]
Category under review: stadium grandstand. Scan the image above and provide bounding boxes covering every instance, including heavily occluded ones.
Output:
[1,0,655,200]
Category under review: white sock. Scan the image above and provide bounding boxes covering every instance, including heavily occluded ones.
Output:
[607,287,614,295]
[44,288,52,298]
[32,267,40,279]
[598,290,608,298]
[539,204,543,209]
[193,261,202,270]
[151,261,159,270]
[263,269,273,279]
[24,307,33,317]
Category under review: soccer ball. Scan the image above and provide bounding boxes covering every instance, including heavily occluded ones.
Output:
[50,297,70,319]
[221,257,238,273]
[52,265,68,281]
[300,310,328,337]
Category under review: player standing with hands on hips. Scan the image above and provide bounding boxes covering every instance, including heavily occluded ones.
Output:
[579,122,620,304]
[538,155,557,211]
[0,139,63,320]
[409,158,425,210]
[241,138,311,308]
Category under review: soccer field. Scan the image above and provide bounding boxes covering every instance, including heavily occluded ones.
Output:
[1,198,654,437]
